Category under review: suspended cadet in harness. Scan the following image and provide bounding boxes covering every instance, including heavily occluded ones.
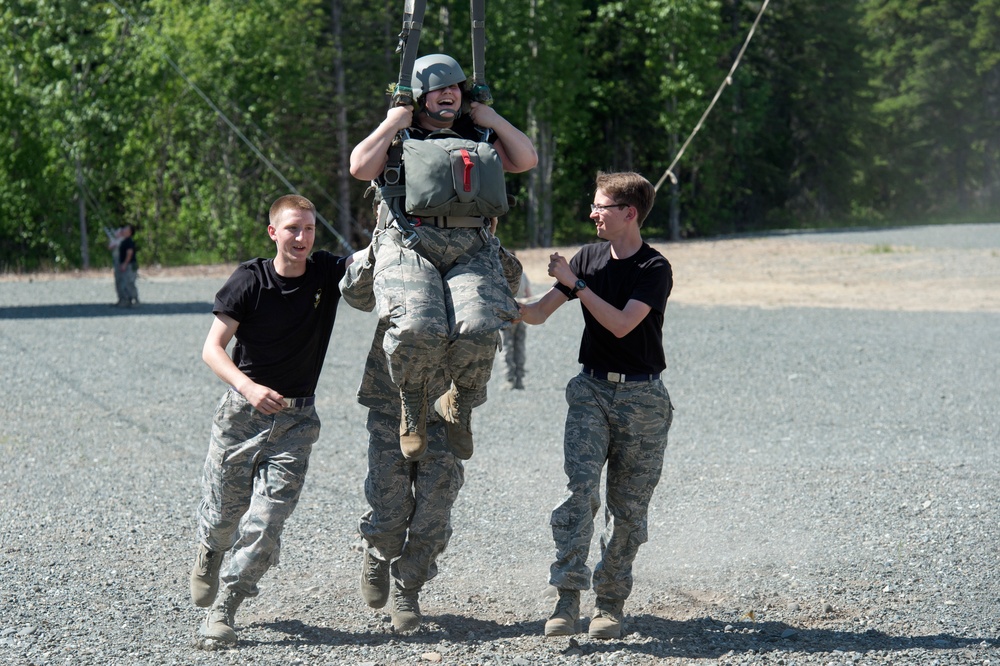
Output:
[347,53,537,462]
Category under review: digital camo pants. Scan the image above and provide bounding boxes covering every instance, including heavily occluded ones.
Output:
[549,373,673,602]
[501,321,526,382]
[371,224,518,394]
[111,253,123,302]
[359,405,464,592]
[196,389,320,598]
[119,264,138,303]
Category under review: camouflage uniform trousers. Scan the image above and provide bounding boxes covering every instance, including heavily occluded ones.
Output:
[111,250,123,302]
[501,321,526,383]
[196,389,320,598]
[119,263,138,303]
[371,223,519,395]
[549,373,673,602]
[359,404,464,591]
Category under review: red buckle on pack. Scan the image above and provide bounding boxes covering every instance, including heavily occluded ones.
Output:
[460,149,474,192]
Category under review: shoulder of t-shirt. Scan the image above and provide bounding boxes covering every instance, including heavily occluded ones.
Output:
[309,249,334,263]
[309,249,349,265]
[308,250,349,282]
[233,257,268,278]
[584,240,612,255]
[573,240,611,264]
[214,258,266,320]
[636,243,671,271]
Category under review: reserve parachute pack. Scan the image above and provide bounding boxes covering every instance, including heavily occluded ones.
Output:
[401,129,508,219]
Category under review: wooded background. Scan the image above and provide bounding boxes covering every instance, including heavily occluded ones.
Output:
[2,0,999,271]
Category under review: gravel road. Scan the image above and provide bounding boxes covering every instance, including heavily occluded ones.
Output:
[2,225,998,665]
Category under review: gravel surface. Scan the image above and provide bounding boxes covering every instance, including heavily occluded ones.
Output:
[2,225,999,665]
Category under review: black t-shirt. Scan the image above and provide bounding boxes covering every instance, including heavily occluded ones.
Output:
[407,114,492,143]
[557,241,673,374]
[213,251,347,397]
[118,237,136,267]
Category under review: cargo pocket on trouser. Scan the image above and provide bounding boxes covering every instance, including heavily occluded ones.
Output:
[446,235,517,336]
[497,243,523,296]
[372,236,407,321]
[376,239,450,388]
[340,243,377,312]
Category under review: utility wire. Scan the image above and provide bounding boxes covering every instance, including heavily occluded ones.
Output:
[107,0,356,251]
[654,0,771,192]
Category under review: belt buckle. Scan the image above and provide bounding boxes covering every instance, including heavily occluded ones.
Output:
[607,372,624,383]
[282,398,293,408]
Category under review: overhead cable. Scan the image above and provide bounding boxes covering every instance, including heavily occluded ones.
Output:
[654,0,771,192]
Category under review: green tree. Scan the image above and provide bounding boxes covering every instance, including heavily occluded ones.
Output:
[686,0,874,234]
[970,0,1000,207]
[548,0,724,242]
[1,0,136,270]
[490,0,588,247]
[861,0,997,216]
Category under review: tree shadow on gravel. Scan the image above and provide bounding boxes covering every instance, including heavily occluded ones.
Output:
[558,614,999,660]
[0,302,212,319]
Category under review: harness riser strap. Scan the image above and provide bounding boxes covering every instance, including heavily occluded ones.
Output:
[469,0,492,105]
[394,0,427,107]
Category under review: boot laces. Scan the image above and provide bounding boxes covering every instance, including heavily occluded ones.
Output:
[196,547,220,576]
[595,599,623,621]
[553,591,578,617]
[214,591,243,624]
[401,389,425,432]
[364,554,387,585]
[395,588,419,614]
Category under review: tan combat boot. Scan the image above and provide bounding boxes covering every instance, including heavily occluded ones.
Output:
[199,588,245,644]
[190,544,224,607]
[360,549,390,609]
[433,384,474,460]
[390,583,422,632]
[399,387,428,459]
[589,597,625,639]
[543,589,581,636]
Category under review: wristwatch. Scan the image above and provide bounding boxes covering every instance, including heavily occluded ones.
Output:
[569,279,587,296]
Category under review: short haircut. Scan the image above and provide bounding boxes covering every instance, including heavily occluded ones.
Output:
[269,194,316,225]
[595,171,656,227]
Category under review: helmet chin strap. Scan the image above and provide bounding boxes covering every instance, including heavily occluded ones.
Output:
[421,107,459,122]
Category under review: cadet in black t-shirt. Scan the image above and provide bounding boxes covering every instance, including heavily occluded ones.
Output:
[189,194,360,646]
[519,172,674,641]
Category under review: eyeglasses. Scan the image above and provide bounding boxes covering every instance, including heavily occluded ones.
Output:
[590,203,629,213]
